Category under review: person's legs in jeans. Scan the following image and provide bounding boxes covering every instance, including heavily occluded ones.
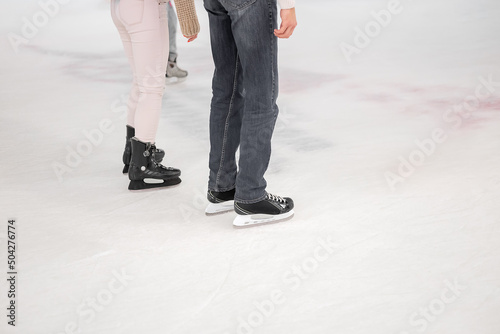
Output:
[205,0,244,195]
[166,1,188,79]
[231,0,279,204]
[205,0,278,203]
[167,1,178,61]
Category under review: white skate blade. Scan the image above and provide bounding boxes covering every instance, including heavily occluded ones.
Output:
[165,76,187,85]
[233,210,294,228]
[205,201,234,215]
[128,177,181,191]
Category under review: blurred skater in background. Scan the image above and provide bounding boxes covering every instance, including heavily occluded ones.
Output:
[110,0,199,190]
[166,1,189,80]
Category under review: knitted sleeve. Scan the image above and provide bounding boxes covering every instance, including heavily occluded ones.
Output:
[278,0,295,9]
[172,0,200,37]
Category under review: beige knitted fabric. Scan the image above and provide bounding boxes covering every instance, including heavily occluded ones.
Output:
[172,0,200,37]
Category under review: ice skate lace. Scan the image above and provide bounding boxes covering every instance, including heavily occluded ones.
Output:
[149,145,174,171]
[151,157,170,170]
[267,193,286,203]
[148,145,163,168]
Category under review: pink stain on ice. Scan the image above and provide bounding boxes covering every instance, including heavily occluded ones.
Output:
[280,71,346,93]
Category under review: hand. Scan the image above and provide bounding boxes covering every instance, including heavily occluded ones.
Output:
[184,34,198,43]
[274,8,297,39]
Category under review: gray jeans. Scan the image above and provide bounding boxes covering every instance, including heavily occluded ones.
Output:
[204,0,279,203]
[167,1,177,61]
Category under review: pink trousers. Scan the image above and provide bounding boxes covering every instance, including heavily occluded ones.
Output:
[111,0,169,143]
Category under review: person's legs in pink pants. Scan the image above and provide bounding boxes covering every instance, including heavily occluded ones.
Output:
[111,0,168,143]
[111,0,181,190]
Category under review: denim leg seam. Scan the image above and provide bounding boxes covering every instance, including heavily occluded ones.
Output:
[268,0,275,107]
[215,53,240,188]
[208,185,236,192]
[208,188,236,202]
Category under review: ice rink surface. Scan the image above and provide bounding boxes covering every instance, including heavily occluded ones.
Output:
[1,0,500,333]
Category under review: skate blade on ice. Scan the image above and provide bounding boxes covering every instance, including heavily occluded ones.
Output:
[205,201,234,216]
[128,177,181,191]
[165,76,187,85]
[233,210,294,228]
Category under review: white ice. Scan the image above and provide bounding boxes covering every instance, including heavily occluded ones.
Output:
[1,0,499,333]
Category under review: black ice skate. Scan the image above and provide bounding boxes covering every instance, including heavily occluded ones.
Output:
[122,125,165,173]
[205,189,235,215]
[128,137,181,190]
[233,193,294,228]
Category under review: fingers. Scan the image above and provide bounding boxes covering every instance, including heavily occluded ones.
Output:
[274,24,286,37]
[184,34,198,43]
[274,8,297,39]
[274,25,294,39]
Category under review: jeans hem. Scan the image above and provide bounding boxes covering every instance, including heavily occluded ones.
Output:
[208,186,236,193]
[234,193,267,204]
